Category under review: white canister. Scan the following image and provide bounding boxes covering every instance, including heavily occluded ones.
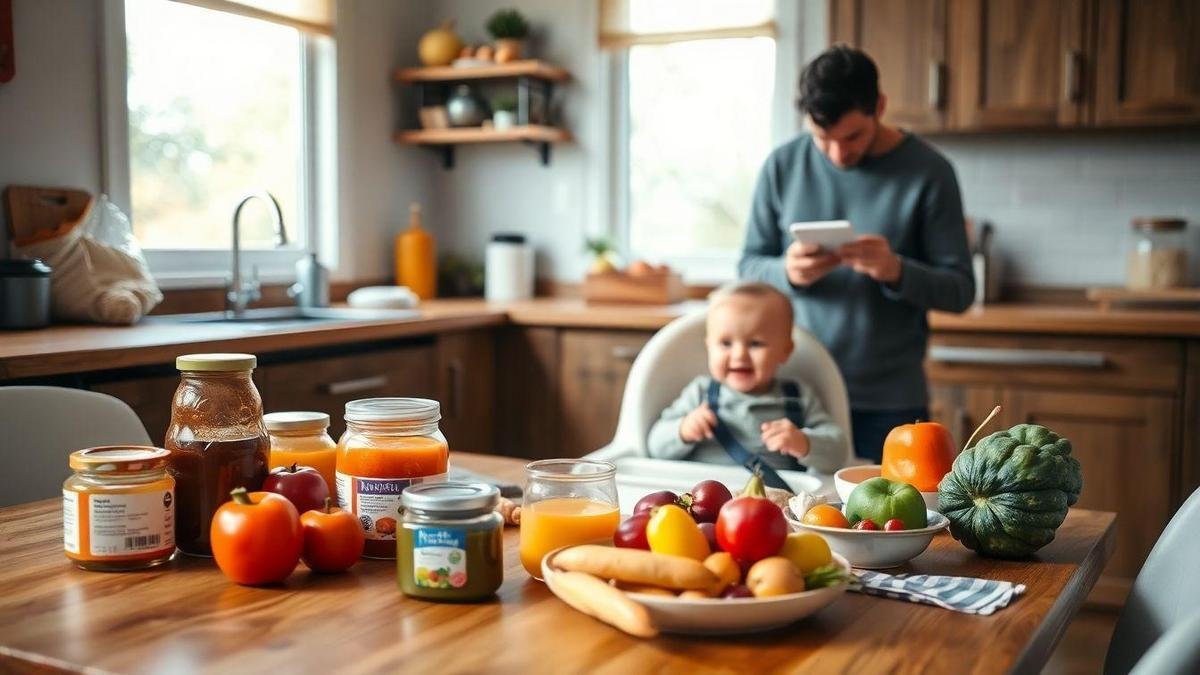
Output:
[485,233,534,302]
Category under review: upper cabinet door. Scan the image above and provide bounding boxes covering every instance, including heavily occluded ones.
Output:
[830,0,948,133]
[948,0,1089,129]
[1095,0,1200,126]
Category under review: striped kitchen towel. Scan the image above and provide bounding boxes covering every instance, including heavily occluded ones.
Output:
[850,570,1026,615]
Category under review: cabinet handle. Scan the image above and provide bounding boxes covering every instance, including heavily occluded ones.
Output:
[928,60,945,110]
[446,361,462,419]
[611,345,641,362]
[929,346,1105,369]
[320,375,388,396]
[1063,50,1084,103]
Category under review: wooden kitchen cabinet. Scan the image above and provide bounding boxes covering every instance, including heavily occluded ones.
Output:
[435,330,495,454]
[1181,342,1200,504]
[90,373,182,446]
[494,326,561,459]
[927,381,1002,447]
[947,0,1089,129]
[557,330,652,457]
[1094,0,1200,126]
[260,343,437,439]
[830,0,948,132]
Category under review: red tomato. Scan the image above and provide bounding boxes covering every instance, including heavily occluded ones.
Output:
[854,519,880,531]
[884,518,906,532]
[300,499,366,573]
[714,496,787,564]
[211,488,303,585]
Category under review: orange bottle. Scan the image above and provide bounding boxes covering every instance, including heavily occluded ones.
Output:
[395,202,437,299]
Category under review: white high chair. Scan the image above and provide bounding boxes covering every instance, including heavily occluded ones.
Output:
[586,311,854,466]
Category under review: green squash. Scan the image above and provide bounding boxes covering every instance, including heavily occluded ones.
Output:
[937,423,1082,558]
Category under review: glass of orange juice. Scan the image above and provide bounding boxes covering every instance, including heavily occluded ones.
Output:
[519,459,619,580]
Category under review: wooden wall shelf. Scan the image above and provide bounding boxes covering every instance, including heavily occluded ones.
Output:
[393,125,571,169]
[395,60,570,84]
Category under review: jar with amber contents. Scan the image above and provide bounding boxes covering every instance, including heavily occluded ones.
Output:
[63,446,175,571]
[265,411,338,497]
[166,353,270,556]
[336,398,449,559]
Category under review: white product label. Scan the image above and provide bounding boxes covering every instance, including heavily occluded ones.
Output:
[87,489,175,557]
[412,527,468,589]
[63,490,80,554]
[336,471,446,541]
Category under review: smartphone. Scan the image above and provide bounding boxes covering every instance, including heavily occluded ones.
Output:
[788,220,856,251]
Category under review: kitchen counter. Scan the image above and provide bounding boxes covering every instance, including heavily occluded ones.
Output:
[2,297,1198,380]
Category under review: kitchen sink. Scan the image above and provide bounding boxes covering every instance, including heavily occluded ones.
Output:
[147,306,420,325]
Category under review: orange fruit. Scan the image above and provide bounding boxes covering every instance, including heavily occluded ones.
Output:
[801,504,850,529]
[881,421,956,492]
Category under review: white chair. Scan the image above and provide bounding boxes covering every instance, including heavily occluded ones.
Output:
[1127,611,1200,675]
[1105,486,1200,674]
[0,386,152,507]
[587,310,853,465]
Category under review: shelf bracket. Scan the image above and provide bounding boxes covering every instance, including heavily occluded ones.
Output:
[441,145,455,169]
[522,140,552,166]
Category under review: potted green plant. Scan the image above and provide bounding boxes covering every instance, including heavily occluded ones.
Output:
[491,94,518,130]
[486,8,530,61]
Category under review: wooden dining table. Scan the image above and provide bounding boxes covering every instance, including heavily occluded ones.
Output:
[0,452,1116,674]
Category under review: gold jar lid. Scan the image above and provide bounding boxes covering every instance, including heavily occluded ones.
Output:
[264,411,330,432]
[176,353,257,371]
[69,446,171,472]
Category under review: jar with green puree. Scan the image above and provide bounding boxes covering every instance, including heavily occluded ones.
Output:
[398,482,503,601]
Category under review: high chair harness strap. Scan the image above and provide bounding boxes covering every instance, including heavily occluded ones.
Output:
[704,379,806,491]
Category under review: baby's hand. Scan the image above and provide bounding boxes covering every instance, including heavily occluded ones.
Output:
[761,418,810,458]
[679,403,717,443]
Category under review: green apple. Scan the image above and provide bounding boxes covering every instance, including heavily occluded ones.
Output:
[845,477,928,529]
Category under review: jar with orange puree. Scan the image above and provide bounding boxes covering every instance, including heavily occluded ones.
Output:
[337,398,449,559]
[63,446,175,571]
[265,411,337,496]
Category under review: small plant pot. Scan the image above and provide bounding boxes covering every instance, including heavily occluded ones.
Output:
[494,38,525,60]
[493,110,517,131]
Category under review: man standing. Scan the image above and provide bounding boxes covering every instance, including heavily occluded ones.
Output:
[739,46,974,462]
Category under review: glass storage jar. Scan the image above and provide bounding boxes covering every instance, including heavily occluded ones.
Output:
[1127,217,1189,289]
[518,459,619,580]
[265,411,337,498]
[63,446,176,571]
[397,482,503,601]
[165,353,270,556]
[336,398,450,559]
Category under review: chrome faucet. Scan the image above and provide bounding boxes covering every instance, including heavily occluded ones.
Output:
[228,191,288,317]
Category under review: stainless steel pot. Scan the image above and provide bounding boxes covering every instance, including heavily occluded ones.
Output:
[0,259,52,329]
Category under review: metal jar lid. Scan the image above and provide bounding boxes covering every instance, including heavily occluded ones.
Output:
[70,446,170,473]
[176,353,257,371]
[345,397,440,424]
[402,482,499,514]
[264,411,330,432]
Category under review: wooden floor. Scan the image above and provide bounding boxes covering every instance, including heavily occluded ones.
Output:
[1043,609,1119,674]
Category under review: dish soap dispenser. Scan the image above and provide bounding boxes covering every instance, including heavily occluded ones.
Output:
[395,202,437,299]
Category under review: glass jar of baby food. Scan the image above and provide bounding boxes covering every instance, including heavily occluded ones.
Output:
[265,411,337,497]
[336,398,450,559]
[166,353,270,556]
[1127,217,1189,289]
[518,459,619,580]
[63,446,176,571]
[397,482,503,601]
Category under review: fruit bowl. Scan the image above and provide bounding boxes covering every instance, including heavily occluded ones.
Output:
[834,465,940,511]
[542,549,852,635]
[786,503,949,569]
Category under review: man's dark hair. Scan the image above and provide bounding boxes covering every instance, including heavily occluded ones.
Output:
[796,45,880,128]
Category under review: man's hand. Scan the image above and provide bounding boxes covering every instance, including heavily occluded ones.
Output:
[761,418,810,458]
[785,240,841,287]
[838,235,902,284]
[679,403,718,443]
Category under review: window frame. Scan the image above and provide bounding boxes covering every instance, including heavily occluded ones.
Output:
[100,0,336,289]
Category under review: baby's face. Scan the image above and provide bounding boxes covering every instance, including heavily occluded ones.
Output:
[705,294,793,394]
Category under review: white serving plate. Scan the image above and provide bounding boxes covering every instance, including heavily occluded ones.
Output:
[613,457,831,513]
[543,550,851,636]
[787,504,949,569]
[833,465,941,511]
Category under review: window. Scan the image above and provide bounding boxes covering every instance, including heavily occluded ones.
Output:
[106,0,336,284]
[603,0,777,281]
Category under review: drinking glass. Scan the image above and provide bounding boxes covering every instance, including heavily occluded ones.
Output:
[518,459,619,580]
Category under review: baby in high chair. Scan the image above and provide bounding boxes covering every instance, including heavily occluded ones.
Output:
[646,281,848,477]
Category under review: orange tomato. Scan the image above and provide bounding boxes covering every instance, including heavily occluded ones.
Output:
[300,499,365,573]
[801,504,850,529]
[881,421,956,492]
[211,488,302,585]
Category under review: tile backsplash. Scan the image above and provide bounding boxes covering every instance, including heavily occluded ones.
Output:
[931,131,1200,289]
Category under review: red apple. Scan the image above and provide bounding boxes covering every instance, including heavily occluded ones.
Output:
[262,464,330,515]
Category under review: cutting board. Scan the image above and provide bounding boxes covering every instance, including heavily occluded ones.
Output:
[3,185,92,245]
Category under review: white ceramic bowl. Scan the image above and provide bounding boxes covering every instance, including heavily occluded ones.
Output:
[787,504,949,569]
[542,550,852,635]
[834,465,941,511]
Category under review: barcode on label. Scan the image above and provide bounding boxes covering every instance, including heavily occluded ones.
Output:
[123,534,161,550]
